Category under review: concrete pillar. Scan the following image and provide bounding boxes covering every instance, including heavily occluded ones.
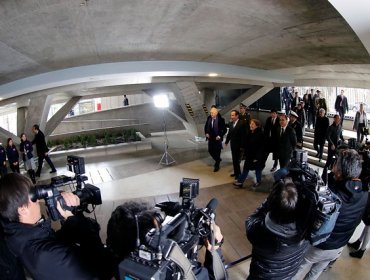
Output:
[17,106,27,136]
[45,96,81,136]
[24,95,53,138]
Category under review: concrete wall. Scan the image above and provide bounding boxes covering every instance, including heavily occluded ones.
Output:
[51,103,185,137]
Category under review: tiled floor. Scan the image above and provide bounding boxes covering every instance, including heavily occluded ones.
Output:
[42,130,369,280]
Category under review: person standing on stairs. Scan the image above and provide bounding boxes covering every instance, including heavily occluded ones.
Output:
[314,108,329,162]
[19,133,36,184]
[324,115,344,170]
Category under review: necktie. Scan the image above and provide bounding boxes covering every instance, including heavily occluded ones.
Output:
[212,119,214,128]
[281,128,284,136]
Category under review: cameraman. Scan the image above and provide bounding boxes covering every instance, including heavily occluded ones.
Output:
[295,149,368,280]
[245,180,309,280]
[0,173,114,280]
[106,201,225,280]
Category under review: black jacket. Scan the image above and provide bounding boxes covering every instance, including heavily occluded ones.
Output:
[19,140,34,161]
[244,127,266,170]
[32,130,49,156]
[316,174,368,250]
[204,114,227,142]
[225,119,247,150]
[276,125,297,167]
[0,145,6,163]
[314,116,330,144]
[246,201,309,280]
[326,122,344,147]
[6,145,19,164]
[2,216,114,280]
[289,121,303,146]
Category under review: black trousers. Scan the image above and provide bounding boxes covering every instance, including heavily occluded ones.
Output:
[338,107,345,125]
[325,144,336,169]
[36,154,56,175]
[9,162,20,173]
[357,123,366,143]
[231,146,241,177]
[208,140,222,166]
[313,139,325,159]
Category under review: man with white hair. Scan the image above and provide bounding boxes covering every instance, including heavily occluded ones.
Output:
[204,106,227,172]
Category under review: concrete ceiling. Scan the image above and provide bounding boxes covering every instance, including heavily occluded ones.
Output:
[0,0,370,104]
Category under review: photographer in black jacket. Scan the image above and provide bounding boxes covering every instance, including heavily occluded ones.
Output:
[0,173,114,280]
[246,180,309,279]
[295,149,368,280]
[107,201,225,280]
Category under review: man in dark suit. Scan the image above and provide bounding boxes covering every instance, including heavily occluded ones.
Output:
[32,124,57,177]
[324,114,344,170]
[335,89,349,125]
[225,110,247,178]
[277,115,297,168]
[264,109,280,172]
[291,90,302,109]
[289,111,303,148]
[239,103,251,125]
[204,107,227,172]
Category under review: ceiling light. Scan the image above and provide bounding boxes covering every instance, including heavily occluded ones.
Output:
[208,73,218,77]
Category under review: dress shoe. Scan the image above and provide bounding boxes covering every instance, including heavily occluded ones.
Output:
[270,167,277,172]
[50,169,57,174]
[230,173,235,177]
[213,166,220,172]
[233,182,244,188]
[349,249,365,259]
[347,240,361,250]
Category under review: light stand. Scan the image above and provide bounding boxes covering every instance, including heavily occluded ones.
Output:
[154,94,175,167]
[158,110,175,167]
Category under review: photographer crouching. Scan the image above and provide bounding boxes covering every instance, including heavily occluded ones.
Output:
[106,178,227,280]
[0,173,114,280]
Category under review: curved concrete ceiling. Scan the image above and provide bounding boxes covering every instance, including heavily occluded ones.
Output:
[0,0,370,102]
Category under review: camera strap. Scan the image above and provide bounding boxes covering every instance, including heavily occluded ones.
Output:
[167,241,196,280]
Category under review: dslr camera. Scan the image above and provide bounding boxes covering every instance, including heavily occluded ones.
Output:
[119,178,220,280]
[29,156,102,221]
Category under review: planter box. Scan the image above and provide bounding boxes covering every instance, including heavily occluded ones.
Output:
[49,132,151,161]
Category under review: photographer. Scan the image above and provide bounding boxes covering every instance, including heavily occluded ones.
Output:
[0,173,114,280]
[296,149,368,280]
[107,201,225,280]
[245,180,309,280]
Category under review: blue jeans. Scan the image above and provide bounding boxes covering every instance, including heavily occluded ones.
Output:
[238,168,262,184]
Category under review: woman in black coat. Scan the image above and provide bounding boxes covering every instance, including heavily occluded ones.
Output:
[234,119,265,189]
[6,138,19,173]
[314,108,329,161]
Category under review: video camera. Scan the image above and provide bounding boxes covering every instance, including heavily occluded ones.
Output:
[282,150,341,245]
[29,156,102,221]
[119,178,219,280]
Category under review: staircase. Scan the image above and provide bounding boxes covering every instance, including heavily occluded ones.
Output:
[302,128,327,168]
[302,128,357,169]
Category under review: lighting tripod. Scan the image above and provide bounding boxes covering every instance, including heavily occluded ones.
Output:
[158,110,175,167]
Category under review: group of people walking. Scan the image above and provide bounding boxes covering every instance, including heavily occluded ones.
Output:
[205,103,299,189]
[0,125,56,183]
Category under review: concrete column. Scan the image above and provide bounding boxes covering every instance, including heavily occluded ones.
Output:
[24,95,53,138]
[17,106,27,136]
[45,96,81,136]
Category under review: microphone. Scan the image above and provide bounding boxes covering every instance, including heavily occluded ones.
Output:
[203,198,218,217]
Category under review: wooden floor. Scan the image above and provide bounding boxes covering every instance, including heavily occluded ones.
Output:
[45,130,369,280]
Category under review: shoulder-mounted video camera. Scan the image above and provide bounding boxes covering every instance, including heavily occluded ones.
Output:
[281,150,342,246]
[119,178,220,280]
[29,156,102,221]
